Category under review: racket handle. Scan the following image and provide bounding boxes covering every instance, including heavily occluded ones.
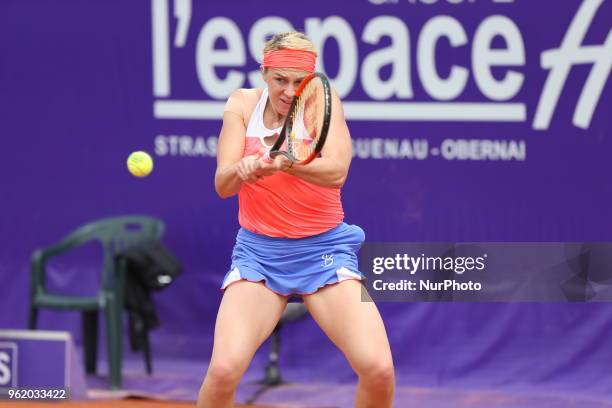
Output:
[262,149,273,163]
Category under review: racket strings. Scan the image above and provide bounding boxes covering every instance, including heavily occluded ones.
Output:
[290,78,324,161]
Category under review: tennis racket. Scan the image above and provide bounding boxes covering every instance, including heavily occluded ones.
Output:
[265,72,332,165]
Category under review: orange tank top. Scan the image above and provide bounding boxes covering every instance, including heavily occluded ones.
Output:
[226,88,344,238]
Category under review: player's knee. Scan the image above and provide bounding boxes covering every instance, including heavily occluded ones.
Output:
[205,361,242,391]
[358,358,395,390]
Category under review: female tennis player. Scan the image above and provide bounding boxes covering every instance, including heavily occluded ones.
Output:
[197,32,395,408]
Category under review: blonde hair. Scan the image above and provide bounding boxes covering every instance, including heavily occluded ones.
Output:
[263,32,317,56]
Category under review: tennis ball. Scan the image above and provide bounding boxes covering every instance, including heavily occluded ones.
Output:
[127,151,154,177]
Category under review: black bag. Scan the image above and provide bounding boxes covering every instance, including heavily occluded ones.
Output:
[118,240,182,290]
[116,241,182,353]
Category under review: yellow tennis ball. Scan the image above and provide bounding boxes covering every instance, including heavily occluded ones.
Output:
[127,151,153,177]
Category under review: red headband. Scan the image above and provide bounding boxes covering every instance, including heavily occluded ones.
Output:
[262,49,317,73]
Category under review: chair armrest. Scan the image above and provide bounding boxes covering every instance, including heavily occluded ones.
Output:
[30,234,94,294]
[30,249,46,294]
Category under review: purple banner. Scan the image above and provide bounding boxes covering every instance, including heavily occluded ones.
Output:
[0,0,611,396]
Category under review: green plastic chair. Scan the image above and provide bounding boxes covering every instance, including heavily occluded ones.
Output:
[28,215,165,389]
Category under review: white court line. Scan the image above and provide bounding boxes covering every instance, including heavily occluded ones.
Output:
[154,100,527,122]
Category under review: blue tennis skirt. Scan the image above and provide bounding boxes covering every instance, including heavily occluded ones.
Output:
[221,222,366,296]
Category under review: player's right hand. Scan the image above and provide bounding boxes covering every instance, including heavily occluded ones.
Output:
[236,153,264,183]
